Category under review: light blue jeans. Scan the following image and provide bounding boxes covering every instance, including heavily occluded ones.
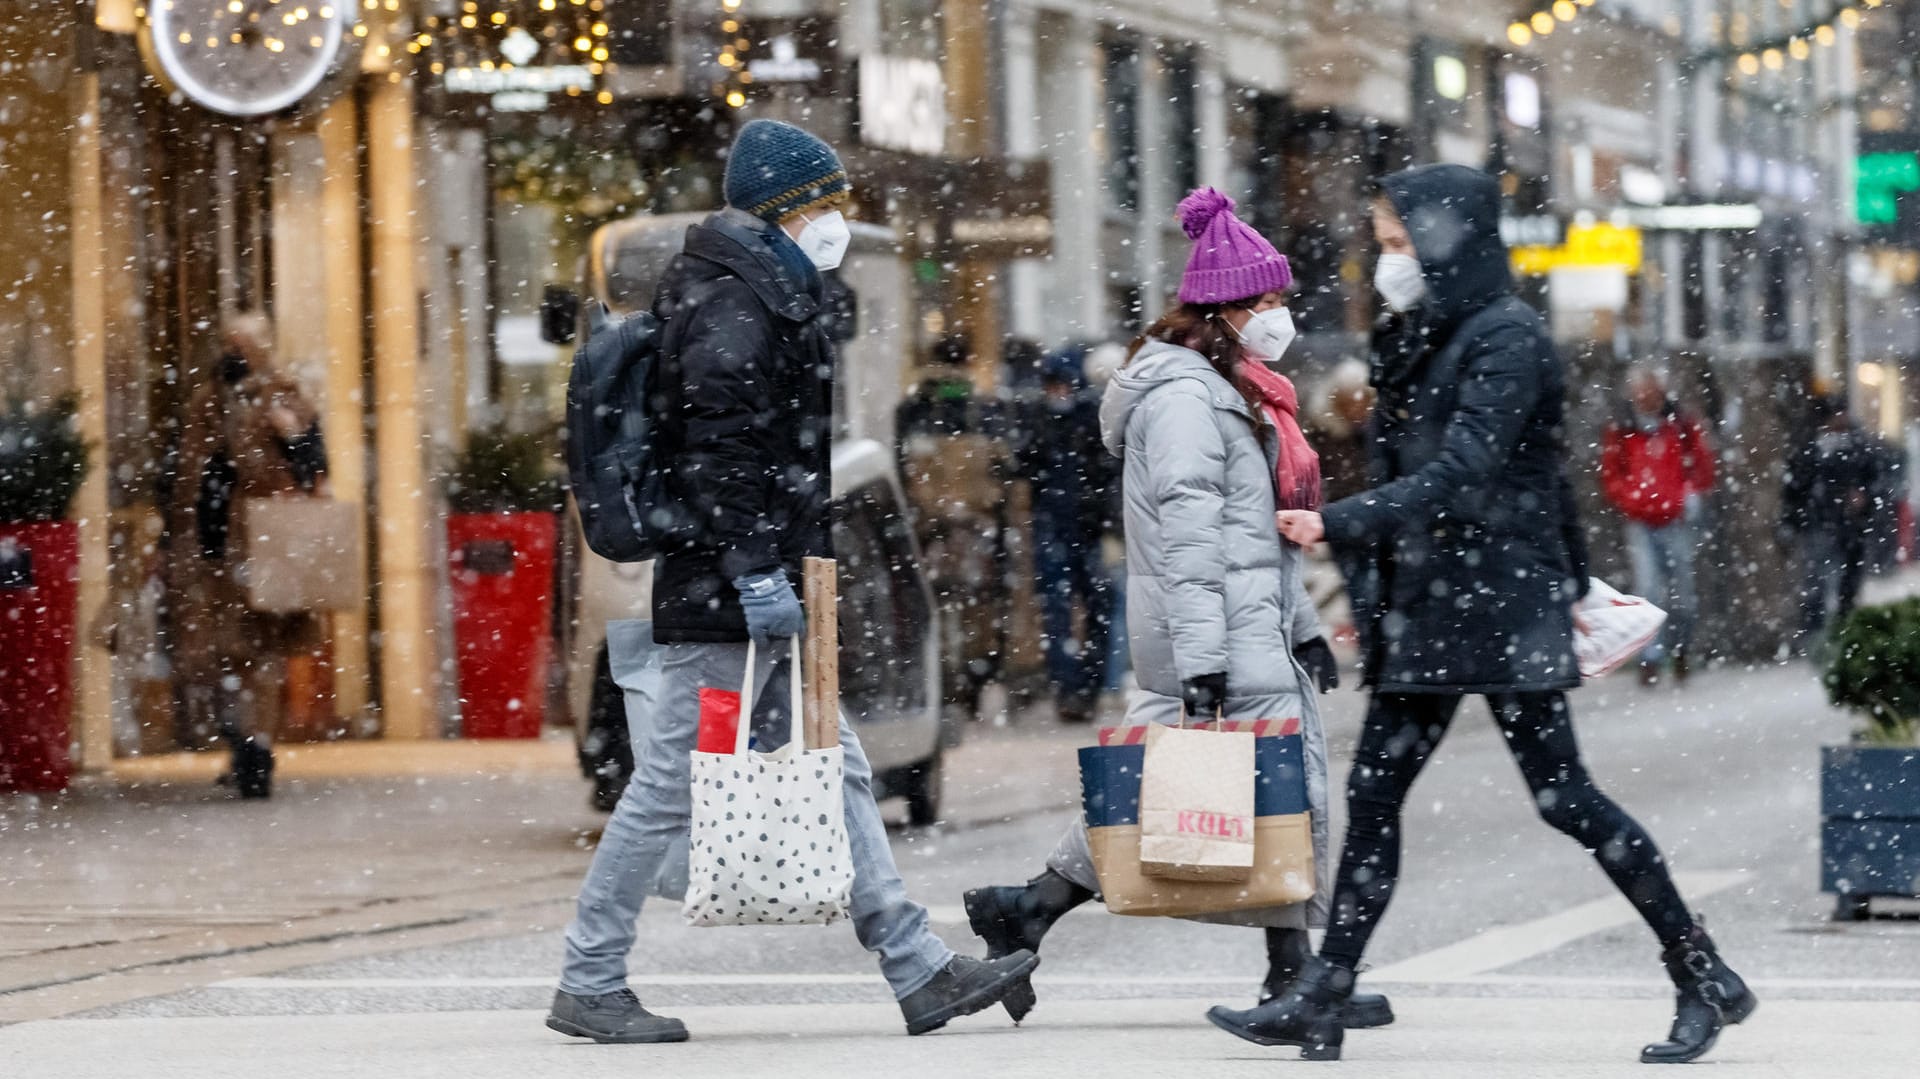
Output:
[1625,519,1699,665]
[559,621,953,1000]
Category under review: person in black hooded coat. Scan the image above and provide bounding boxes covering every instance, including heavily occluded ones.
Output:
[1207,165,1756,1065]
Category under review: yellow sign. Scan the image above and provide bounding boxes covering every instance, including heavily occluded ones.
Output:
[1511,222,1644,275]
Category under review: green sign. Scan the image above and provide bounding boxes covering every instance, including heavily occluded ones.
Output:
[1858,151,1920,226]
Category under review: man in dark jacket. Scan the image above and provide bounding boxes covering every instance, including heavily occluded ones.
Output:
[1015,345,1113,722]
[1211,165,1753,1065]
[552,120,1035,1045]
[1783,395,1883,644]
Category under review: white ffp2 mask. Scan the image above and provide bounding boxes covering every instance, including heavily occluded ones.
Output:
[1233,307,1298,362]
[1374,253,1427,312]
[796,210,852,271]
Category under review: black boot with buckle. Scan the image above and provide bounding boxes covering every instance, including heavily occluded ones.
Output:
[1262,928,1394,1030]
[962,869,1094,1022]
[1208,955,1352,1061]
[1640,923,1758,1064]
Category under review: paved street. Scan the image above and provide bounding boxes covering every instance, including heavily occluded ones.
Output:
[4,659,1919,1077]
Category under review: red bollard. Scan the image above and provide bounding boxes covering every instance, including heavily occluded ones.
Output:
[0,521,79,792]
[448,512,555,739]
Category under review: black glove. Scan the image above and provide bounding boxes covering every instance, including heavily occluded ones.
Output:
[1294,637,1340,694]
[1181,672,1229,719]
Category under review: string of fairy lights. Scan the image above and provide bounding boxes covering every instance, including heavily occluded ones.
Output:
[401,1,754,110]
[1505,0,1903,76]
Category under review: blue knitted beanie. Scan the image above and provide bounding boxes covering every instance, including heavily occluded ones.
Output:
[723,120,851,223]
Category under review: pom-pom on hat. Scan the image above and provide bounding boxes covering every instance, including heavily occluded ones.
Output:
[1176,188,1293,305]
[723,119,852,223]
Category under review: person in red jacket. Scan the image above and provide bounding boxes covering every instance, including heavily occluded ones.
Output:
[1600,367,1716,685]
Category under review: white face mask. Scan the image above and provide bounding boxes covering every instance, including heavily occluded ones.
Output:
[795,210,852,271]
[1232,307,1298,362]
[1374,253,1427,312]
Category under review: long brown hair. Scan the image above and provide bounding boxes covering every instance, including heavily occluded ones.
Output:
[1126,302,1267,428]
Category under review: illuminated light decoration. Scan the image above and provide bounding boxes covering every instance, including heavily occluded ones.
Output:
[1508,22,1532,46]
[591,45,607,61]
[1738,52,1761,75]
[490,11,506,25]
[573,35,592,50]
[726,90,746,108]
[1788,37,1810,60]
[1553,0,1575,21]
[597,90,613,104]
[718,51,737,67]
[1530,11,1554,34]
[591,21,607,35]
[721,0,740,9]
[1842,8,1861,27]
[352,23,366,36]
[1763,47,1783,69]
[1866,0,1882,7]
[460,13,476,27]
[540,0,555,7]
[1816,24,1836,46]
[722,18,738,32]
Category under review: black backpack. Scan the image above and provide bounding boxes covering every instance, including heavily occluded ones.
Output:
[564,302,691,562]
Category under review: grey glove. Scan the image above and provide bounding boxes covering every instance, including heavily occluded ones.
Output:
[732,571,804,641]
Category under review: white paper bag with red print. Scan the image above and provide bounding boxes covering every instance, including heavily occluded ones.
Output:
[1574,578,1669,679]
[1137,720,1257,882]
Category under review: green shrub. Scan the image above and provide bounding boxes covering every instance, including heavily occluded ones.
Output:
[0,395,91,523]
[446,425,564,515]
[1824,598,1920,746]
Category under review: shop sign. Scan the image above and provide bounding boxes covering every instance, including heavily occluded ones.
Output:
[858,55,945,157]
[748,36,822,83]
[1858,145,1919,239]
[1500,214,1563,248]
[1511,221,1643,276]
[1620,203,1762,231]
[443,28,593,111]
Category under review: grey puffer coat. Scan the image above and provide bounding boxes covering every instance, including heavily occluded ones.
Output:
[1087,340,1330,926]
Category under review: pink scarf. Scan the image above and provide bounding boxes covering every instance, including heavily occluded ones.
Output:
[1238,360,1323,512]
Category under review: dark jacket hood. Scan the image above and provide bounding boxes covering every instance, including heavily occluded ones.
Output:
[678,207,821,323]
[1377,164,1511,329]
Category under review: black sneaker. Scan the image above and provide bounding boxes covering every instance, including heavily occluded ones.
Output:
[546,988,689,1044]
[899,952,1041,1036]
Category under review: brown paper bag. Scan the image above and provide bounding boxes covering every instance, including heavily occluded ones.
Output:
[1138,721,1256,882]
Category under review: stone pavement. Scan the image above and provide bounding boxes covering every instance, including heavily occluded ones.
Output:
[3,996,1917,1079]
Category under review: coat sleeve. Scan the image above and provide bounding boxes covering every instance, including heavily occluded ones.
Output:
[1142,387,1231,682]
[1681,416,1717,494]
[1321,321,1546,546]
[674,279,782,579]
[1599,425,1636,515]
[1290,564,1327,647]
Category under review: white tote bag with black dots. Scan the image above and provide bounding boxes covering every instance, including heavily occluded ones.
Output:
[683,637,853,927]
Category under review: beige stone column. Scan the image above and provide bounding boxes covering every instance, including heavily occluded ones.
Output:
[366,75,439,740]
[271,95,374,724]
[68,71,114,770]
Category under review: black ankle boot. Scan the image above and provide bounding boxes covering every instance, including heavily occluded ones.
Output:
[1641,924,1757,1064]
[1262,930,1394,1030]
[962,869,1093,1022]
[1209,955,1351,1061]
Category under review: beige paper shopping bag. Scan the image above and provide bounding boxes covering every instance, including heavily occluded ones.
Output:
[1137,721,1256,882]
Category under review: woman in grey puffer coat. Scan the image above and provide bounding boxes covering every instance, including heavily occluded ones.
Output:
[960,190,1391,1030]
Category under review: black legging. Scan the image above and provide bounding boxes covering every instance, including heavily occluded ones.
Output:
[1320,691,1695,971]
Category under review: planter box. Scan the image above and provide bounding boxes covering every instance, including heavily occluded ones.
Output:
[1821,745,1920,920]
[448,512,556,739]
[0,520,80,793]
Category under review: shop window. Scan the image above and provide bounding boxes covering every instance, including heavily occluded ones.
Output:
[1103,39,1141,216]
[1162,49,1199,201]
[607,0,675,67]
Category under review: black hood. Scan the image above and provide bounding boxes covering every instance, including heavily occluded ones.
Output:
[676,207,821,323]
[1378,163,1511,329]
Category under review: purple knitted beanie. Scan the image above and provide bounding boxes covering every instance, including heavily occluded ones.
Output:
[1176,188,1293,304]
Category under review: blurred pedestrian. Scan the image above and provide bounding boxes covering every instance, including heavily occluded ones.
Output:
[1014,344,1113,722]
[552,120,1035,1046]
[1083,342,1132,692]
[1599,365,1716,685]
[1308,359,1375,505]
[896,334,1013,721]
[1783,394,1883,647]
[1215,165,1753,1064]
[166,311,327,799]
[962,188,1370,1028]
